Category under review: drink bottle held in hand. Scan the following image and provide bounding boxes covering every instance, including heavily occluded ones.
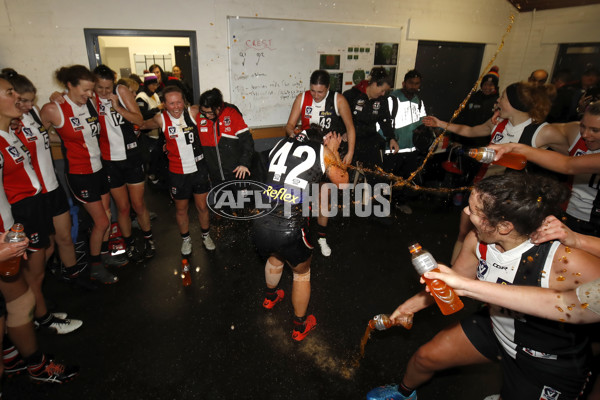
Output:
[468,147,527,170]
[0,223,27,277]
[409,243,464,315]
[369,313,413,331]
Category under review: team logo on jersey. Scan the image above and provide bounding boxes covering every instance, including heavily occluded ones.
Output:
[168,126,178,137]
[492,133,504,143]
[171,186,177,195]
[6,146,24,163]
[304,106,313,116]
[373,101,381,110]
[22,128,37,141]
[30,233,39,244]
[70,117,82,130]
[573,149,586,157]
[224,116,231,126]
[99,104,106,115]
[80,189,89,199]
[207,180,277,220]
[540,385,561,400]
[476,259,489,279]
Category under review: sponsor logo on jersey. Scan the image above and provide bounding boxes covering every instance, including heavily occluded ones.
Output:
[225,127,231,132]
[199,119,207,126]
[356,99,365,106]
[224,116,231,126]
[540,385,561,399]
[22,128,37,141]
[6,146,24,163]
[168,126,178,137]
[86,116,98,124]
[200,127,208,132]
[207,180,277,220]
[263,185,301,204]
[304,106,313,117]
[319,110,333,117]
[477,259,489,279]
[492,262,508,270]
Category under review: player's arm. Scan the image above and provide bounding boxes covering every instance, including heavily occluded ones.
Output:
[489,143,600,175]
[422,115,494,138]
[534,123,569,154]
[424,265,600,324]
[140,112,162,131]
[285,94,303,137]
[114,85,143,126]
[323,133,348,186]
[390,231,480,321]
[336,94,355,164]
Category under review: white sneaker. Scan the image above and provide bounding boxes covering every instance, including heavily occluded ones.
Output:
[35,316,83,335]
[52,312,67,319]
[318,238,331,257]
[483,395,500,400]
[202,234,216,251]
[181,237,192,255]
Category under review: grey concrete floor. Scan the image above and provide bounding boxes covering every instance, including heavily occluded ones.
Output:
[4,186,505,399]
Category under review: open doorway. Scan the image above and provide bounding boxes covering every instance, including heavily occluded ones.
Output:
[84,29,199,103]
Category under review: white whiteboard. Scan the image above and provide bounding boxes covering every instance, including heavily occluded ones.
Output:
[227,17,402,128]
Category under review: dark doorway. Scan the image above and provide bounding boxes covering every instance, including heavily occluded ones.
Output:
[415,40,485,121]
[175,45,193,96]
[552,42,600,85]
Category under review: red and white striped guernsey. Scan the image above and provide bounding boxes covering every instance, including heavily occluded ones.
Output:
[0,153,14,231]
[54,96,102,174]
[13,107,59,194]
[0,129,42,204]
[96,85,139,161]
[161,109,204,174]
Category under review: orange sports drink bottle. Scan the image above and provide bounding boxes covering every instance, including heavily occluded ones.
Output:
[181,259,191,287]
[408,243,464,315]
[0,223,26,277]
[468,147,527,170]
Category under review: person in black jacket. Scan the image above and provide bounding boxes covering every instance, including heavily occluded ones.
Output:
[196,88,254,184]
[343,67,399,169]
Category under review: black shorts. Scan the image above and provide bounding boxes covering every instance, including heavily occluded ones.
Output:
[11,194,51,250]
[252,216,313,266]
[461,308,591,400]
[43,184,70,218]
[102,156,145,188]
[66,170,110,203]
[169,164,210,200]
